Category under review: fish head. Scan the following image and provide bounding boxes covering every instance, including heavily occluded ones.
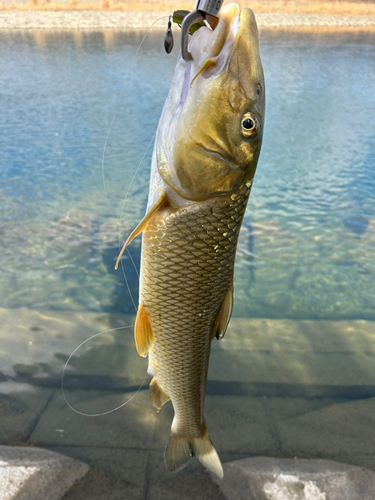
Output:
[156,3,265,202]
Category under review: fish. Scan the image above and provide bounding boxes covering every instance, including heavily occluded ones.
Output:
[115,3,265,479]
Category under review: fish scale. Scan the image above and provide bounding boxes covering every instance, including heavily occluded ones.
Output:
[141,182,251,437]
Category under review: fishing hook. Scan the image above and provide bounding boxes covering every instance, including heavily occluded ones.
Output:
[181,0,224,61]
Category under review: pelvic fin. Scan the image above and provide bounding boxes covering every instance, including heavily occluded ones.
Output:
[134,303,154,357]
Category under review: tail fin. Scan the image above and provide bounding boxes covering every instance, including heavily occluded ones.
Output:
[192,428,223,479]
[165,434,191,473]
[165,425,223,479]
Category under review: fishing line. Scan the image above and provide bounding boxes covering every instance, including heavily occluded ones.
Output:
[101,14,170,204]
[101,15,170,311]
[117,133,155,306]
[62,325,147,417]
[114,19,181,310]
[102,16,168,286]
[62,16,172,418]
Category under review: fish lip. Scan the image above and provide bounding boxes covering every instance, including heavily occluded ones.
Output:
[188,4,240,65]
[188,6,259,70]
[180,6,255,107]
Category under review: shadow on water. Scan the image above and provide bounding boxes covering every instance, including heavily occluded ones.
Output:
[342,214,369,236]
[50,211,141,314]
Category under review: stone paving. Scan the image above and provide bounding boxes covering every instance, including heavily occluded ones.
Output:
[213,457,375,500]
[1,309,375,498]
[0,445,89,500]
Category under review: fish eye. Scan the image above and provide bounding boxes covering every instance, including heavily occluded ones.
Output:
[241,113,258,138]
[243,118,254,129]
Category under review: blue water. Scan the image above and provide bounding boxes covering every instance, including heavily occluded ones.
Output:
[1,29,374,320]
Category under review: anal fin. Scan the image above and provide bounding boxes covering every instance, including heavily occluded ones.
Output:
[213,285,233,340]
[115,191,168,270]
[134,303,154,357]
[150,377,170,410]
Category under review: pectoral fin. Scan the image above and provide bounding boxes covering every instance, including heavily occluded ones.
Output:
[115,191,168,270]
[150,377,170,410]
[134,303,154,357]
[213,285,233,340]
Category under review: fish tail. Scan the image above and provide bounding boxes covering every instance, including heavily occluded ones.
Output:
[191,426,223,479]
[165,434,191,473]
[165,424,223,479]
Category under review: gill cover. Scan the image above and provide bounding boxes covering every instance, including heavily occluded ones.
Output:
[156,4,265,202]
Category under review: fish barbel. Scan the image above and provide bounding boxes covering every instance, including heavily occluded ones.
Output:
[116,3,265,478]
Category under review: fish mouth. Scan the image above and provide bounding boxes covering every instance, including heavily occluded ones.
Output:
[174,4,261,131]
[188,4,239,64]
[187,5,259,82]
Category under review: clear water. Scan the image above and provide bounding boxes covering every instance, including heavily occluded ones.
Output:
[1,27,375,495]
[1,29,374,321]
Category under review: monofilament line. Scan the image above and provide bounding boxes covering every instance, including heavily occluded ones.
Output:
[101,15,170,311]
[61,325,146,417]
